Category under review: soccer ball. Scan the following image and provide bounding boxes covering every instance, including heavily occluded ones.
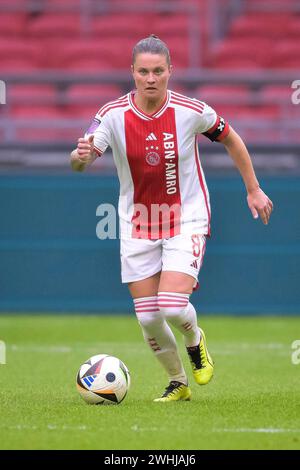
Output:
[76,354,130,405]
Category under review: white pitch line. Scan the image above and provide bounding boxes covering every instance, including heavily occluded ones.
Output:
[2,424,299,435]
[229,343,284,350]
[47,424,88,431]
[7,343,287,355]
[8,344,150,354]
[2,424,162,433]
[10,345,72,353]
[0,424,88,431]
[131,424,163,432]
[213,428,300,434]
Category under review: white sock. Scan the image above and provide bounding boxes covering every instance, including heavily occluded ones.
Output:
[134,296,187,384]
[157,292,201,347]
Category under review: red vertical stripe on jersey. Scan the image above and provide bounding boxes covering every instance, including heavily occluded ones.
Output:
[125,108,181,239]
[194,137,211,236]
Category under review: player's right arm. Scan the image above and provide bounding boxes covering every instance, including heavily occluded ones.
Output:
[70,135,97,172]
[71,110,112,172]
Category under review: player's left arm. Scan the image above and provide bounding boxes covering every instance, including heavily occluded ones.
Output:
[221,126,273,225]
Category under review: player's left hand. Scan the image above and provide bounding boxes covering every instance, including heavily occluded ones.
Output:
[247,187,273,225]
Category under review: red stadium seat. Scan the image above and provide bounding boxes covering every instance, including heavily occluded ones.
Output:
[244,0,297,7]
[27,14,81,37]
[53,39,118,65]
[229,13,294,39]
[0,0,27,15]
[11,105,66,118]
[0,58,39,71]
[195,85,251,105]
[8,84,57,104]
[52,38,135,69]
[103,37,140,67]
[211,38,273,69]
[260,85,294,104]
[0,39,43,64]
[1,0,297,147]
[273,57,300,69]
[232,105,280,119]
[107,0,157,3]
[92,13,154,38]
[16,126,83,143]
[64,104,104,119]
[10,105,74,142]
[0,13,27,37]
[44,0,82,10]
[210,57,264,70]
[61,58,113,71]
[153,14,189,37]
[235,128,280,145]
[269,41,300,69]
[67,84,123,104]
[205,104,246,120]
[287,17,300,38]
[208,104,280,121]
[165,37,190,68]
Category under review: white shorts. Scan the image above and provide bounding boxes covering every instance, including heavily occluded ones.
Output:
[120,233,207,284]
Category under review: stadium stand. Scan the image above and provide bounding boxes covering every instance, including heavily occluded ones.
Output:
[1,0,299,321]
[0,0,299,169]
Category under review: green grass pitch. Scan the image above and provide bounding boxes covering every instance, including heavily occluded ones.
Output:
[0,314,299,450]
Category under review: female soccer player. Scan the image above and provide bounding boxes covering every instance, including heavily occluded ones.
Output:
[70,35,273,402]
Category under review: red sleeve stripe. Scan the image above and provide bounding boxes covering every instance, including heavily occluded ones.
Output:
[98,102,129,118]
[97,98,128,116]
[100,94,128,107]
[170,96,204,112]
[97,96,129,116]
[170,99,204,115]
[97,100,126,116]
[170,91,205,109]
[116,93,128,101]
[170,92,205,108]
[93,145,103,156]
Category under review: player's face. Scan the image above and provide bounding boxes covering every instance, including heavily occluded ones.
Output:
[131,53,172,101]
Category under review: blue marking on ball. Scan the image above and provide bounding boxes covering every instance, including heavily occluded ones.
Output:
[106,372,116,382]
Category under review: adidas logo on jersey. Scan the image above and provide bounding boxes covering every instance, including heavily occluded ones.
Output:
[146,132,157,141]
[190,260,198,269]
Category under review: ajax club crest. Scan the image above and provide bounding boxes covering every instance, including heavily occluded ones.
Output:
[146,151,160,166]
[145,134,160,166]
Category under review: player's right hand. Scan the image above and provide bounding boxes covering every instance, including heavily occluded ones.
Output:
[247,187,273,225]
[76,135,94,162]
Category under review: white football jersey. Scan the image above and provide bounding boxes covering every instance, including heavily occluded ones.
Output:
[86,90,229,239]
